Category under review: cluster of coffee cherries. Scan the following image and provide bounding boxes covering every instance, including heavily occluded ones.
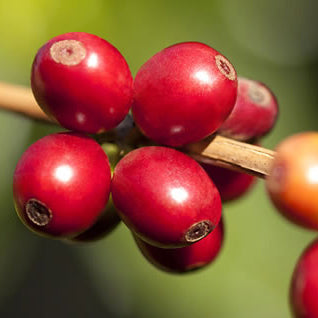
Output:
[11,32,318,317]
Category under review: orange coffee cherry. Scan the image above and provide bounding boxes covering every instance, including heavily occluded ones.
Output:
[266,132,318,230]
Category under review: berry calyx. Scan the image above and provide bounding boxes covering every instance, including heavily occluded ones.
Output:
[31,32,133,133]
[13,132,112,238]
[132,42,237,146]
[111,146,222,248]
[25,199,52,226]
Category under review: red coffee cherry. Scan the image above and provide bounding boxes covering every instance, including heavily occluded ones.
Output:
[132,42,237,146]
[13,132,111,238]
[266,132,318,230]
[201,162,256,202]
[290,239,318,318]
[31,32,133,133]
[219,77,278,141]
[111,146,222,248]
[134,217,224,273]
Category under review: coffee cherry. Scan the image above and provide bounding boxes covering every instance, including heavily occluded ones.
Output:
[219,77,278,141]
[132,42,237,146]
[201,162,256,202]
[70,196,121,243]
[13,132,111,238]
[31,32,133,133]
[134,217,224,273]
[290,239,318,318]
[111,146,222,248]
[266,132,318,230]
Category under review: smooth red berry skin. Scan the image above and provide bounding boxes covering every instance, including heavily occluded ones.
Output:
[132,42,237,146]
[219,77,278,141]
[290,239,318,318]
[31,32,133,133]
[266,132,318,230]
[13,132,111,238]
[111,146,222,248]
[201,162,256,202]
[134,218,224,274]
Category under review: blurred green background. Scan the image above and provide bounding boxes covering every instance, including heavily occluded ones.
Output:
[0,0,317,317]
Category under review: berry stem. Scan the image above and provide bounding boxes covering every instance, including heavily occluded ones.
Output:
[0,81,50,122]
[186,135,275,178]
[0,81,275,178]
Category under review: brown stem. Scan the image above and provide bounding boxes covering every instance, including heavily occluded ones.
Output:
[0,81,52,122]
[185,135,275,178]
[0,81,275,178]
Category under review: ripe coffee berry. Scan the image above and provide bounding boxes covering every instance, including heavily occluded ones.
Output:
[13,132,111,238]
[132,42,237,146]
[134,217,224,273]
[218,77,279,141]
[200,162,256,202]
[31,32,133,133]
[266,132,318,230]
[111,146,222,248]
[290,239,318,318]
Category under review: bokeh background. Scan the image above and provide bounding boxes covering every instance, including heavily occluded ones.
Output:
[0,0,318,317]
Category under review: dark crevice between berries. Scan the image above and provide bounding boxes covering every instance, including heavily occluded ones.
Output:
[25,199,52,226]
[185,220,213,243]
[50,40,86,66]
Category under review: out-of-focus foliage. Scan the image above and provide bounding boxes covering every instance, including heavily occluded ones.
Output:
[0,0,317,317]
